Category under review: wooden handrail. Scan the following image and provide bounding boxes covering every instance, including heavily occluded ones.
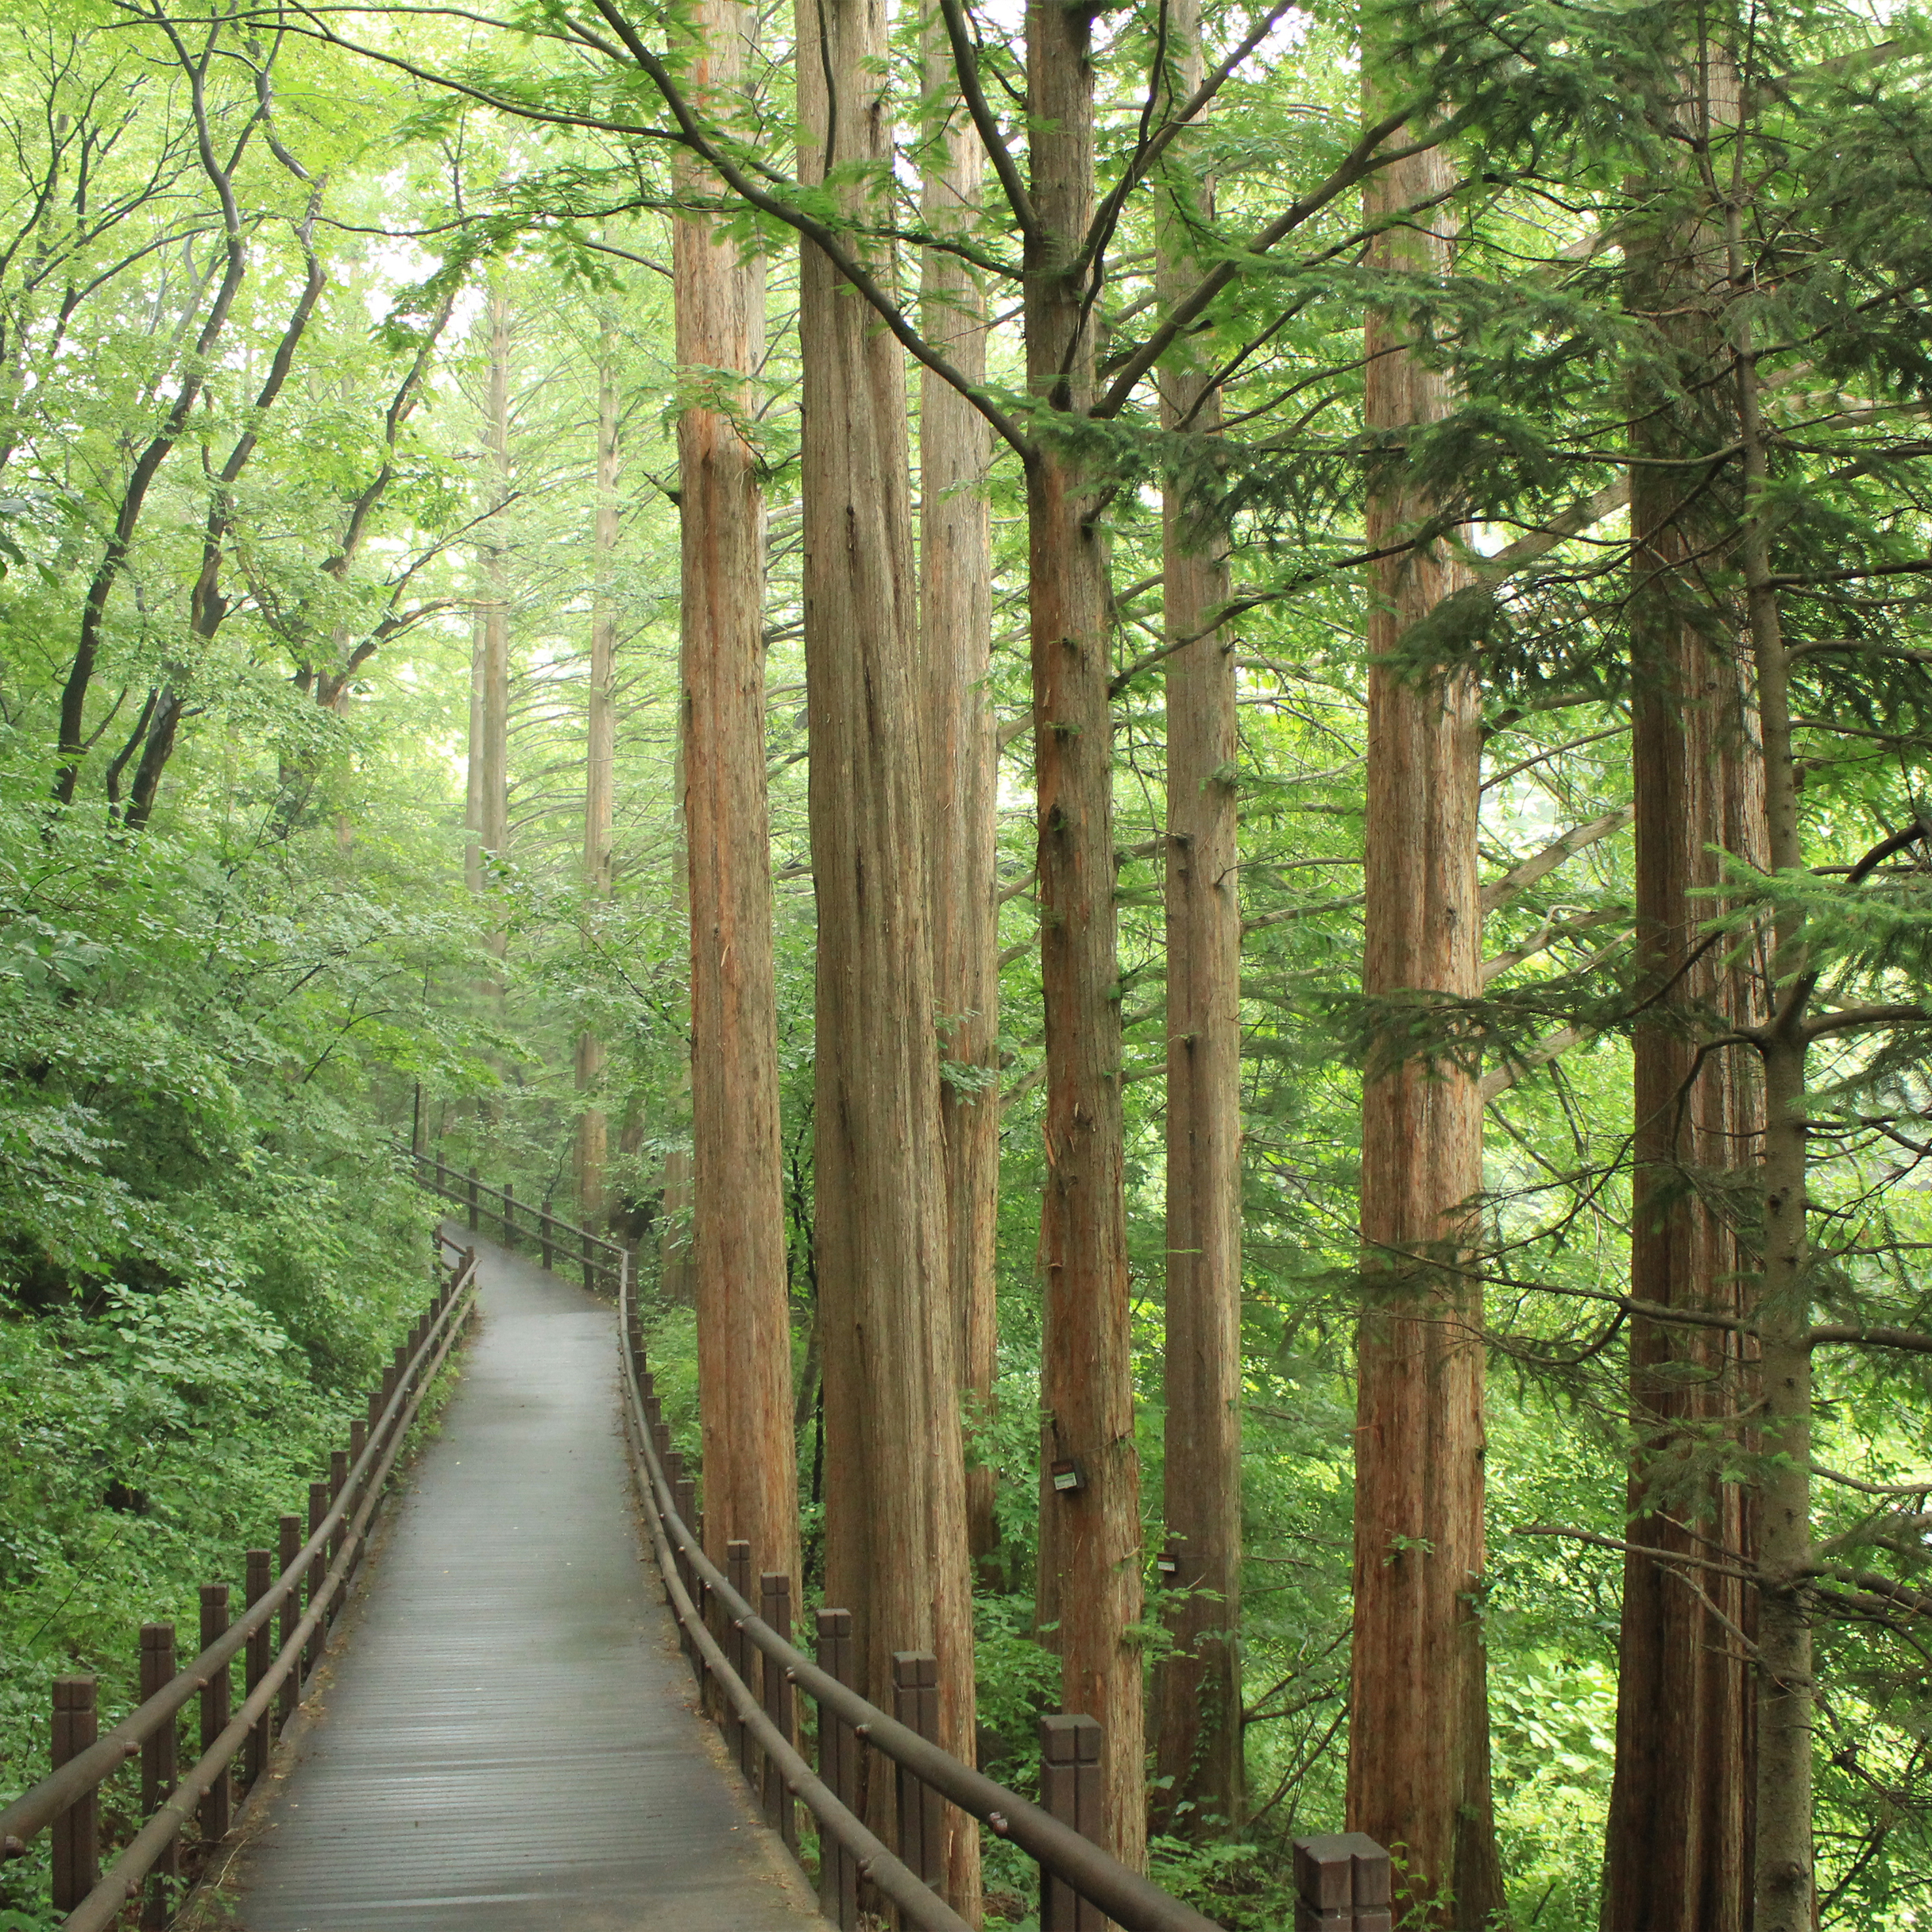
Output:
[615,1272,1231,1932]
[0,1246,479,1922]
[399,1148,632,1293]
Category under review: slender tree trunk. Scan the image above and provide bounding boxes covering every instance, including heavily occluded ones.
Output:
[918,13,1000,1594]
[1607,49,1762,1925]
[465,605,485,895]
[577,327,619,1221]
[125,205,327,829]
[1731,206,1816,1932]
[1153,0,1243,1837]
[478,285,512,964]
[1025,0,1146,1870]
[53,46,257,806]
[1344,113,1505,1931]
[673,0,798,1598]
[799,0,976,1904]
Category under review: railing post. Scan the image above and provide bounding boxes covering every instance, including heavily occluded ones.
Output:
[467,1164,479,1231]
[759,1572,795,1854]
[435,1150,446,1197]
[328,1450,350,1593]
[673,1477,697,1679]
[892,1652,944,1895]
[305,1479,329,1677]
[139,1626,177,1929]
[245,1548,273,1789]
[728,1541,754,1785]
[278,1513,301,1724]
[540,1199,554,1272]
[1293,1833,1393,1932]
[50,1675,98,1914]
[199,1583,231,1843]
[502,1179,515,1248]
[816,1609,860,1930]
[583,1226,596,1296]
[1039,1714,1104,1932]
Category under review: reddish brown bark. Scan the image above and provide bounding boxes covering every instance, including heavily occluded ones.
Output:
[1607,53,1763,1926]
[918,19,1001,1590]
[798,0,977,1907]
[1153,0,1243,1837]
[1344,129,1504,1931]
[1025,0,1146,1870]
[674,0,798,1598]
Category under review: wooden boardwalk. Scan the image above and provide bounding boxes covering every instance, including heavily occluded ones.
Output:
[227,1230,817,1932]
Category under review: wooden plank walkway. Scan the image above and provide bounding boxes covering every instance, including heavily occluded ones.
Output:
[226,1228,817,1931]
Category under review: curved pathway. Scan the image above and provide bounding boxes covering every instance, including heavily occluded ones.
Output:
[229,1229,815,1931]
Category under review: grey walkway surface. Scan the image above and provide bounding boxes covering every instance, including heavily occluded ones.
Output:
[229,1229,816,1932]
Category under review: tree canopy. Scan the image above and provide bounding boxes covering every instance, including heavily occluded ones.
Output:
[5,0,1932,1926]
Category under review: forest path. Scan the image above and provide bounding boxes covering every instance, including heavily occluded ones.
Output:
[226,1227,817,1932]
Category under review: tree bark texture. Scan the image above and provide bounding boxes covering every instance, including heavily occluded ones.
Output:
[1026,0,1146,1871]
[673,0,798,1604]
[577,331,620,1222]
[798,0,979,1907]
[1153,0,1244,1838]
[918,17,1001,1590]
[1345,131,1505,1932]
[1733,226,1815,1932]
[1607,67,1764,1925]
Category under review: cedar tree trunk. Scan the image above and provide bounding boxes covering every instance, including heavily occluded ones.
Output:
[918,14,1002,1590]
[1732,212,1816,1932]
[1607,54,1763,1924]
[1153,0,1244,1837]
[673,0,798,1595]
[1026,0,1146,1870]
[1344,122,1505,1932]
[798,0,979,1905]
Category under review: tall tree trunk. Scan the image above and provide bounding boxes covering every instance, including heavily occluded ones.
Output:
[1730,202,1816,1932]
[918,13,1000,1594]
[1344,113,1505,1931]
[1607,46,1762,1928]
[577,327,619,1222]
[1153,0,1243,1838]
[673,0,798,1597]
[798,0,977,1906]
[1025,0,1146,1871]
[478,285,512,964]
[465,605,485,895]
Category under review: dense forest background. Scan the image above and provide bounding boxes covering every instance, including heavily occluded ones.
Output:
[2,0,1931,1927]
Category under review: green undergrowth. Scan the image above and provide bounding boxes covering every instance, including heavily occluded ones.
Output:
[0,1240,450,1925]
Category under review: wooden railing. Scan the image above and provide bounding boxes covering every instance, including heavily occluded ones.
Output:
[0,1239,479,1931]
[404,1146,1388,1931]
[403,1147,629,1300]
[612,1270,1376,1932]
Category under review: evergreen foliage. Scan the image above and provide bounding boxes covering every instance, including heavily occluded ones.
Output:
[3,0,1932,1923]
